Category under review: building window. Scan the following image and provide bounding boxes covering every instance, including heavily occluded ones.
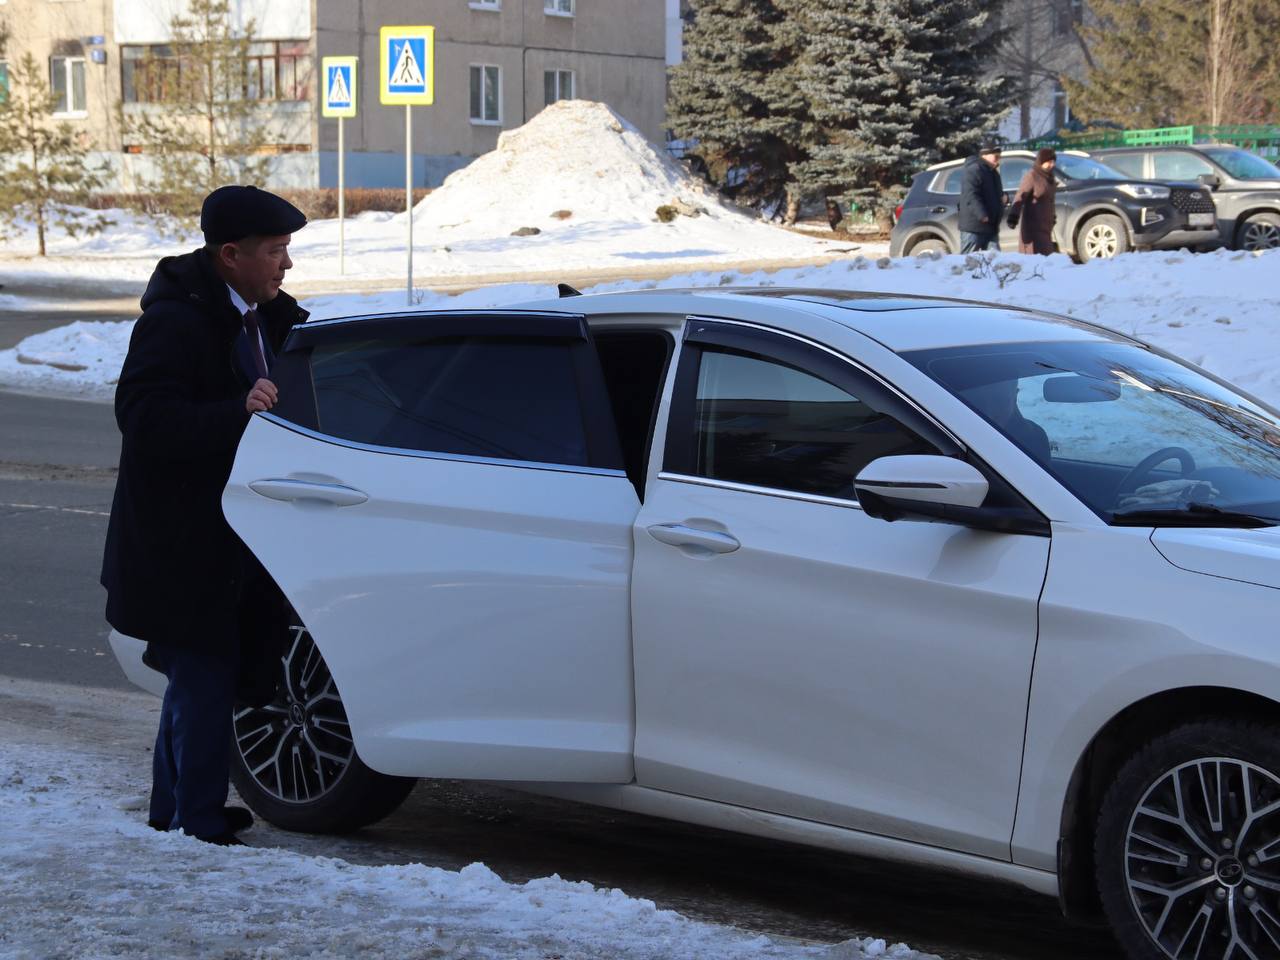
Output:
[1053,0,1083,35]
[0,61,9,105]
[469,0,500,8]
[121,41,311,104]
[543,69,574,106]
[50,56,86,115]
[469,64,501,124]
[545,0,574,15]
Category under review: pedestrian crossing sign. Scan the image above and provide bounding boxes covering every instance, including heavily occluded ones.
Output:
[322,57,358,118]
[379,26,435,106]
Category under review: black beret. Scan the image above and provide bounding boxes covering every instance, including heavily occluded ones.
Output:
[200,185,307,244]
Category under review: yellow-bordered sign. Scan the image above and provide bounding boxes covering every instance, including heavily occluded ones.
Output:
[379,25,435,106]
[322,56,358,118]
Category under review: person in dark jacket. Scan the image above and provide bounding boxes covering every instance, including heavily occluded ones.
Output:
[101,185,308,845]
[958,143,1005,253]
[1008,148,1058,255]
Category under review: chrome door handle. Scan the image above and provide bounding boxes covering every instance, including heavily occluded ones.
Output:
[646,523,740,554]
[248,478,369,506]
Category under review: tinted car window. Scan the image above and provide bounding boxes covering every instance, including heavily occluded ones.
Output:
[688,347,937,499]
[1101,153,1146,178]
[1057,155,1125,180]
[930,168,962,195]
[1202,148,1280,180]
[1000,158,1033,191]
[1152,151,1215,180]
[309,337,589,466]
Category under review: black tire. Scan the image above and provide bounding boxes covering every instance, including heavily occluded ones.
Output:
[1237,212,1280,252]
[1094,719,1280,960]
[230,622,416,834]
[1078,213,1131,259]
[909,236,949,256]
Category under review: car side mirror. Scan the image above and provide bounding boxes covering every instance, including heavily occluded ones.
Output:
[854,456,989,524]
[1197,173,1221,190]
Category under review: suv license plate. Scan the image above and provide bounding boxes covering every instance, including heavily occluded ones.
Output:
[1189,213,1215,227]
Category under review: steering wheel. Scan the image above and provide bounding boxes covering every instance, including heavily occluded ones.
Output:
[1116,446,1197,496]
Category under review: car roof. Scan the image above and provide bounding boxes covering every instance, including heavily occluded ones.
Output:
[926,149,1090,172]
[508,287,1130,352]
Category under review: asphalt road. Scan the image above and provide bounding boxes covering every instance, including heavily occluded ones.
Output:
[0,287,1126,960]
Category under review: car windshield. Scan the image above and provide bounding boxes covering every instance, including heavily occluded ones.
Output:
[1056,155,1125,180]
[1202,148,1280,180]
[904,340,1280,523]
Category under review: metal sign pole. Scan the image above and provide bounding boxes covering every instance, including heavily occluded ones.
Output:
[406,104,413,306]
[338,115,346,276]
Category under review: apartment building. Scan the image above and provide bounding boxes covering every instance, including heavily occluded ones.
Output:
[0,0,667,189]
[992,0,1092,141]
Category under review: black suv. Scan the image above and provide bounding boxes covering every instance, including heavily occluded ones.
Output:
[890,150,1219,259]
[1091,144,1280,250]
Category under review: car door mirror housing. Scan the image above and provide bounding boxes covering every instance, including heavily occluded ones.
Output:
[855,455,989,520]
[855,456,1046,534]
[1197,173,1221,190]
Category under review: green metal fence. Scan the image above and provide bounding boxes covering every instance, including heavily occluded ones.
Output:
[1012,124,1280,159]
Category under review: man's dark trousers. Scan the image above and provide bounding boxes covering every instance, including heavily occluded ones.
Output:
[960,230,996,253]
[148,644,239,838]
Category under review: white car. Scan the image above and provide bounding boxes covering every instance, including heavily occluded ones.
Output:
[112,288,1280,960]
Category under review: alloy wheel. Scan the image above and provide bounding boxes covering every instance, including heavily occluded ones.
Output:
[1084,223,1120,258]
[1124,757,1280,959]
[233,624,356,804]
[1241,221,1280,251]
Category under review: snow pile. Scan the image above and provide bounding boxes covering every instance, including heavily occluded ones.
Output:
[0,741,928,959]
[0,102,843,283]
[412,100,737,238]
[5,248,1279,404]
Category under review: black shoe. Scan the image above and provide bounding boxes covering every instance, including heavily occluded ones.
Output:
[148,805,254,834]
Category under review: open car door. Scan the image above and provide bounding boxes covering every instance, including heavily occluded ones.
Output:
[223,310,639,782]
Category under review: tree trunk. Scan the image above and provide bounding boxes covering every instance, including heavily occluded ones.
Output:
[784,192,800,226]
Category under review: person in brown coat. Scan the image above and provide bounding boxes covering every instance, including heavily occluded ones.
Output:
[1008,147,1058,255]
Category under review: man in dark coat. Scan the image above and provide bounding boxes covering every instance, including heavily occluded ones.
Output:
[101,185,308,844]
[958,143,1005,253]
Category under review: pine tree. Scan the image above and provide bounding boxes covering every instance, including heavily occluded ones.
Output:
[789,0,1011,230]
[122,0,274,230]
[667,0,816,220]
[0,53,112,256]
[1067,0,1280,128]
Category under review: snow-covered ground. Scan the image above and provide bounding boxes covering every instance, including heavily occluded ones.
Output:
[5,247,1278,406]
[0,729,922,959]
[0,101,845,287]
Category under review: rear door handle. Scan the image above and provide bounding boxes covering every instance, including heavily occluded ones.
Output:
[931,206,948,214]
[646,523,740,554]
[248,478,369,507]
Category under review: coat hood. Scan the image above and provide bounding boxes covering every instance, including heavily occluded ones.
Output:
[139,248,307,327]
[140,248,231,314]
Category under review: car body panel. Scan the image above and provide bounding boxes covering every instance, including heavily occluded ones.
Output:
[1013,522,1280,870]
[1092,145,1280,248]
[632,471,1050,859]
[223,413,640,781]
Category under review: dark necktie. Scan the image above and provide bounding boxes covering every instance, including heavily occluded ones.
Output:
[242,309,269,380]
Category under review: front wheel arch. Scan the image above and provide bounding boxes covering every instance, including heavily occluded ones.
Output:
[1056,687,1280,922]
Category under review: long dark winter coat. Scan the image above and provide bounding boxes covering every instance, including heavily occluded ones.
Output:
[100,249,307,661]
[1012,166,1057,255]
[958,155,1005,234]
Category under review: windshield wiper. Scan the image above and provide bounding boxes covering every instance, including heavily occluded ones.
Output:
[1111,502,1278,528]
